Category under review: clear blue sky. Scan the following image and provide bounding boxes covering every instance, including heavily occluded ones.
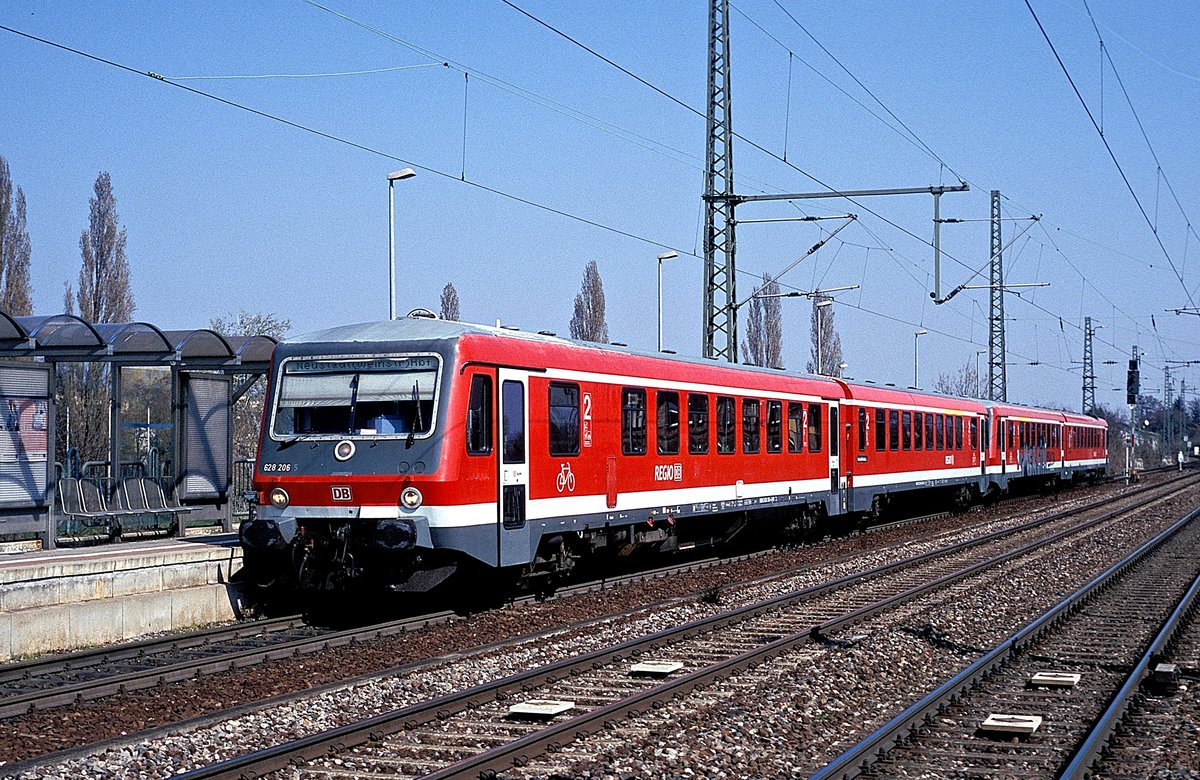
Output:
[2,1,1197,414]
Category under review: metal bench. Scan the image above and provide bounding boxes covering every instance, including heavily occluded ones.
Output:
[57,477,119,543]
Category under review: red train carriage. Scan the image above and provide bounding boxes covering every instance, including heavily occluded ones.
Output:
[837,385,988,513]
[240,318,1108,594]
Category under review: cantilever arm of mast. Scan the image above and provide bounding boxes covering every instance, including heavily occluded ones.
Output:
[731,216,856,311]
[713,182,970,203]
[933,215,1041,305]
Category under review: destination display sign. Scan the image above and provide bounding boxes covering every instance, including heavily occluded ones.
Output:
[286,356,438,374]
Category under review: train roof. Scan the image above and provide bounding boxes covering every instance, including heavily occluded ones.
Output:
[283,318,1103,423]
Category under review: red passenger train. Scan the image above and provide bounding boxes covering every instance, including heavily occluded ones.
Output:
[240,318,1108,593]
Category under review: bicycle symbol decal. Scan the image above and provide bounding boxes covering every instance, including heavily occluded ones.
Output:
[555,462,577,493]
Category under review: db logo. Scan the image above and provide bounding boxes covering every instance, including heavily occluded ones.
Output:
[331,486,353,502]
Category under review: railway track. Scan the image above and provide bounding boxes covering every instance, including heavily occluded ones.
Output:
[1063,545,1200,778]
[0,552,758,721]
[166,474,1198,780]
[814,506,1200,779]
[0,475,1167,724]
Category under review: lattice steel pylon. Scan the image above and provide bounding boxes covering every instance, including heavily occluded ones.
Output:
[702,0,738,361]
[1082,316,1096,414]
[987,190,1007,402]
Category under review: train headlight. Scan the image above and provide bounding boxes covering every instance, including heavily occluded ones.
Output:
[334,439,356,462]
[269,487,290,509]
[399,486,423,510]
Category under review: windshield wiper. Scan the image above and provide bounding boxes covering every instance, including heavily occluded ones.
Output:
[406,380,424,448]
[413,380,424,432]
[347,374,361,434]
[277,433,319,450]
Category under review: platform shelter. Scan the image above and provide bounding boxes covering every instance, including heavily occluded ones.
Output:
[0,312,276,549]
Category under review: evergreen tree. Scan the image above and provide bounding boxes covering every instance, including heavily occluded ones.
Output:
[569,260,608,342]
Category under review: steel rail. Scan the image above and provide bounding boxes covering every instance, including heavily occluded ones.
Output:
[2,473,1152,721]
[0,553,742,720]
[1059,564,1200,779]
[810,506,1200,780]
[172,476,1196,780]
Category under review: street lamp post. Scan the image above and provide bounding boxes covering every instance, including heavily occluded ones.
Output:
[815,299,833,375]
[387,168,417,320]
[656,251,678,352]
[913,329,928,388]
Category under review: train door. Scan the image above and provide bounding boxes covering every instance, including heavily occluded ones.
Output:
[999,416,1007,472]
[979,415,986,478]
[829,403,842,512]
[498,369,530,567]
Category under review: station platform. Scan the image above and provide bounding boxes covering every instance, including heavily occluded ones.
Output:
[0,535,244,661]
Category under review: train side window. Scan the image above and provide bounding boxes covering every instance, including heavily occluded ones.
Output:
[656,390,680,456]
[858,408,868,451]
[767,400,783,453]
[925,413,934,450]
[808,403,822,452]
[787,402,804,453]
[914,412,923,450]
[688,393,709,455]
[981,417,989,451]
[548,382,580,456]
[875,408,885,452]
[717,396,736,454]
[502,381,525,464]
[743,399,761,454]
[970,418,978,450]
[901,411,912,451]
[935,414,944,450]
[621,388,647,455]
[955,416,964,450]
[888,410,899,451]
[465,374,493,455]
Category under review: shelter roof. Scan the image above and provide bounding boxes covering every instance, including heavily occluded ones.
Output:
[0,312,278,372]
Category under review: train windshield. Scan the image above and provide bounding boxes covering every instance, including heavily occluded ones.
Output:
[271,356,439,439]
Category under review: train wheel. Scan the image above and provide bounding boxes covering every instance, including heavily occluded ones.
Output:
[952,484,975,512]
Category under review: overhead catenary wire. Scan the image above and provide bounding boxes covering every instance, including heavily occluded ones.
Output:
[161,63,445,79]
[1023,0,1196,310]
[491,0,1172,378]
[8,8,1186,399]
[0,23,691,257]
[1082,0,1200,253]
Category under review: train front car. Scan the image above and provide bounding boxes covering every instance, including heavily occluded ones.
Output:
[241,319,471,595]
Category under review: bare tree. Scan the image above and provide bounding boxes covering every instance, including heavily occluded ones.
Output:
[58,172,137,464]
[741,273,781,367]
[75,172,133,323]
[0,156,33,315]
[741,293,764,367]
[569,260,608,343]
[439,282,461,321]
[211,311,292,461]
[762,274,782,368]
[934,356,983,398]
[807,295,843,376]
